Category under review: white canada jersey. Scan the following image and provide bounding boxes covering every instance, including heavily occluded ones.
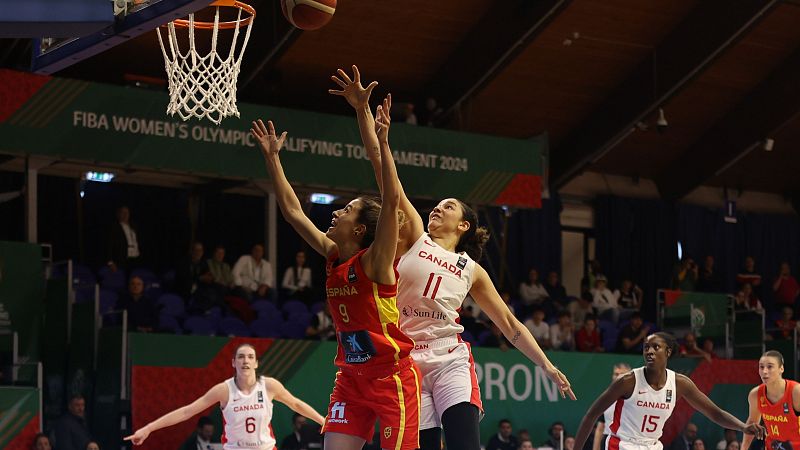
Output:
[608,367,676,445]
[603,402,615,435]
[221,376,276,450]
[396,233,476,341]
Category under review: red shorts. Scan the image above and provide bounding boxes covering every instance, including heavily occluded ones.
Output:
[322,357,421,450]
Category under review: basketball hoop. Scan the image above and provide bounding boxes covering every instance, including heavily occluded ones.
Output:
[156,0,255,124]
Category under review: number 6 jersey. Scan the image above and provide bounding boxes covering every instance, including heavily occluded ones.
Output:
[396,233,477,342]
[221,376,276,450]
[608,367,676,446]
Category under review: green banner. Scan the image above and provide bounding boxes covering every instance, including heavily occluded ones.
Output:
[0,387,41,449]
[0,241,45,360]
[0,70,545,207]
[664,291,730,338]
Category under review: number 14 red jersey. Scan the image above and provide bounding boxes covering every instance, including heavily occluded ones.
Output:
[758,380,800,450]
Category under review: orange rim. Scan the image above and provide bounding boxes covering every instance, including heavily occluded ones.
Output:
[170,0,255,29]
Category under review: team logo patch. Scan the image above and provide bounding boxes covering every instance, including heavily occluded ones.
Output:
[339,330,377,364]
[456,256,467,269]
[384,426,392,439]
[666,389,673,403]
[257,391,264,403]
[348,265,358,283]
[784,402,790,414]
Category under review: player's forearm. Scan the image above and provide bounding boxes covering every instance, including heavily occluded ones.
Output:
[501,317,555,371]
[289,398,325,426]
[356,106,383,192]
[708,409,747,433]
[265,155,305,221]
[741,433,754,450]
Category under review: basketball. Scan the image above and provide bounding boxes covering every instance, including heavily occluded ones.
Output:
[281,0,336,31]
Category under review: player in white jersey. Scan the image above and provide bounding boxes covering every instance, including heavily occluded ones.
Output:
[594,363,633,450]
[330,66,576,450]
[125,343,324,450]
[574,333,764,450]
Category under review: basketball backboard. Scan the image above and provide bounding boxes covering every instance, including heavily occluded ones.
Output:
[3,0,215,74]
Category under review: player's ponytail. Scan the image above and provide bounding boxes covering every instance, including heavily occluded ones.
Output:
[455,200,490,261]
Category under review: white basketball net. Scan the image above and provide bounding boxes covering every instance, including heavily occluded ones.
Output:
[156,6,254,124]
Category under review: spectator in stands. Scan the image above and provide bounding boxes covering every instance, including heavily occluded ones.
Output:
[519,268,549,318]
[697,256,724,293]
[280,413,306,450]
[107,205,141,273]
[545,271,568,310]
[550,311,576,351]
[671,257,698,292]
[232,244,273,300]
[726,442,740,450]
[305,303,335,341]
[716,429,738,450]
[773,306,797,340]
[591,275,620,323]
[693,439,706,450]
[52,394,92,450]
[484,322,511,351]
[615,312,650,354]
[33,433,52,450]
[177,242,220,313]
[402,102,418,125]
[459,305,483,337]
[180,416,215,450]
[680,332,712,362]
[576,315,603,353]
[419,97,444,127]
[582,260,604,293]
[519,440,535,450]
[518,429,532,443]
[281,250,313,303]
[486,419,519,450]
[565,436,576,450]
[568,291,595,329]
[736,256,762,295]
[207,245,234,291]
[86,442,100,450]
[702,338,720,360]
[616,279,642,311]
[116,275,157,332]
[772,262,799,309]
[668,423,698,450]
[542,421,566,450]
[523,308,551,349]
[741,283,763,311]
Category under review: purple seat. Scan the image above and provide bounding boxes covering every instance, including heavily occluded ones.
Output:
[252,300,280,319]
[219,317,251,337]
[310,302,326,315]
[282,300,308,317]
[287,312,312,327]
[157,293,186,318]
[184,316,215,336]
[279,321,307,339]
[158,314,182,334]
[97,265,114,280]
[250,317,282,338]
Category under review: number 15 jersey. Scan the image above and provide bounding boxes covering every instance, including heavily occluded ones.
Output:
[608,367,676,445]
[396,233,476,342]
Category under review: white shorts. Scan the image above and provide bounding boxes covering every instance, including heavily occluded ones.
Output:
[410,335,482,430]
[606,435,663,450]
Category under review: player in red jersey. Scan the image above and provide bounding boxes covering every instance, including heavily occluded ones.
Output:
[573,333,764,450]
[252,99,420,450]
[742,351,800,450]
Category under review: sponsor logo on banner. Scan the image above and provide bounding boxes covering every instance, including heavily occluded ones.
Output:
[329,402,348,424]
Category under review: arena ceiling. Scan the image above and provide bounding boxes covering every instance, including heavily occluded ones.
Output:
[2,0,800,202]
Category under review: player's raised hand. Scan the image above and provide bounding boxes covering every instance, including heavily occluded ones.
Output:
[328,65,378,109]
[251,119,288,157]
[124,427,151,446]
[375,94,392,144]
[546,366,577,400]
[743,422,766,439]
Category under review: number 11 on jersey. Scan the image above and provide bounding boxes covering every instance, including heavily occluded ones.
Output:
[423,272,442,300]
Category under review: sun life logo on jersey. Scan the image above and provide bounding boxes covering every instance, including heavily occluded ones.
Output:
[328,402,348,424]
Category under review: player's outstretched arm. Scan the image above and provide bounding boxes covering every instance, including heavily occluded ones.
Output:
[677,375,765,438]
[741,387,763,450]
[266,377,325,426]
[124,382,227,445]
[329,65,424,251]
[362,96,401,285]
[251,119,336,258]
[574,374,636,450]
[470,264,576,400]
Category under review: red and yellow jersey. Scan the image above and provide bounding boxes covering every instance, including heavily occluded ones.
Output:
[758,380,800,450]
[326,249,414,373]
